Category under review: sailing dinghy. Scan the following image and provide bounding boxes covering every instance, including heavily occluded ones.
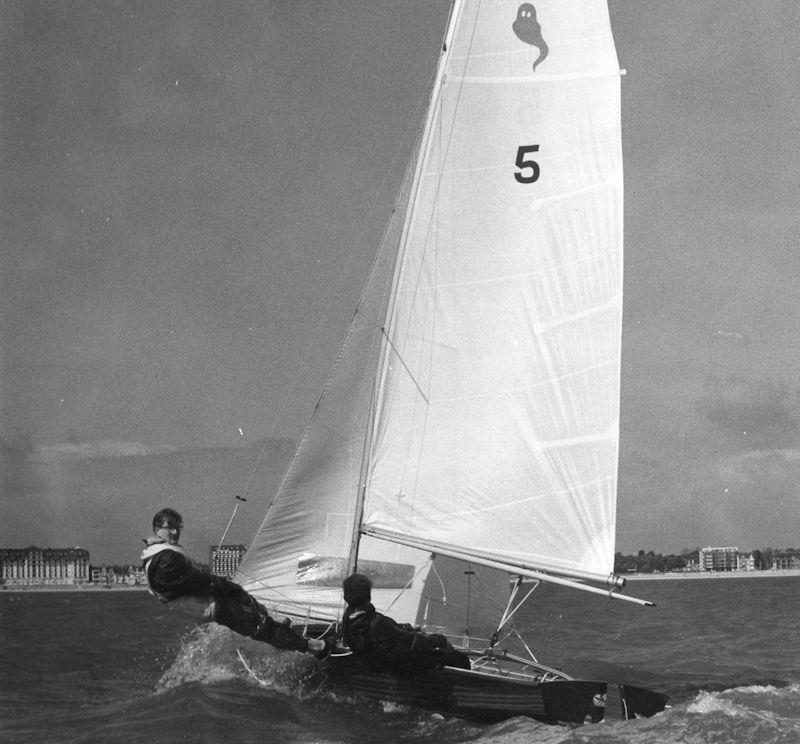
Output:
[236,0,668,724]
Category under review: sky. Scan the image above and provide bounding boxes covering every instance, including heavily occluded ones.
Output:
[2,1,799,565]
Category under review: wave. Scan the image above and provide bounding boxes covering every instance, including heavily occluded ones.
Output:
[462,685,800,744]
[151,627,800,744]
[155,624,321,696]
[150,627,505,742]
[689,682,800,716]
[651,684,800,744]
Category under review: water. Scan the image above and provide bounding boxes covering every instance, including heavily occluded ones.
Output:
[2,576,799,744]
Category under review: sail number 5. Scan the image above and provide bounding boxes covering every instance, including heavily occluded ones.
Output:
[514,145,540,183]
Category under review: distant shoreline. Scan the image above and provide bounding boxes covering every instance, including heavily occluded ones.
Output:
[1,584,149,593]
[4,568,800,593]
[625,568,800,580]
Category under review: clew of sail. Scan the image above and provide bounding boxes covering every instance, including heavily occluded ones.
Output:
[362,0,624,587]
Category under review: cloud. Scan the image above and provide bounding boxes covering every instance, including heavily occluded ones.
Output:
[699,376,800,453]
[1,435,177,498]
[717,447,800,488]
[1,434,48,496]
[0,437,297,562]
[33,440,177,461]
[617,375,800,552]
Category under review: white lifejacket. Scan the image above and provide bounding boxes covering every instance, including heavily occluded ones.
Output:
[140,542,213,621]
[140,542,188,601]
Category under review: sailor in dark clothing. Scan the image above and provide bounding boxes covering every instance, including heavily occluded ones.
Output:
[341,573,470,675]
[141,507,329,657]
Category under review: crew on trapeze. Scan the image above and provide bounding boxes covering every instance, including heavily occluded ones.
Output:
[341,572,471,674]
[141,507,331,658]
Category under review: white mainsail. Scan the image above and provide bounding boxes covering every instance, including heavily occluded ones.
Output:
[364,0,623,586]
[238,0,624,625]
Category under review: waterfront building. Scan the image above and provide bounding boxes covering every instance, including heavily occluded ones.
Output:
[737,552,756,571]
[127,565,147,584]
[209,544,246,578]
[0,546,90,586]
[90,565,147,584]
[773,551,800,570]
[699,546,738,572]
[90,565,113,584]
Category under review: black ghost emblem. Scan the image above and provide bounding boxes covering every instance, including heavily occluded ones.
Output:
[513,3,549,72]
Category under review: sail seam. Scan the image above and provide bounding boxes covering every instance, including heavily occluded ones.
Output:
[532,294,621,334]
[529,177,621,210]
[395,248,619,292]
[450,71,623,84]
[446,33,614,63]
[432,358,618,404]
[372,472,615,520]
[422,145,620,178]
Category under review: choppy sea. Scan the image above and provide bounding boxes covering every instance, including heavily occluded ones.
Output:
[2,575,799,744]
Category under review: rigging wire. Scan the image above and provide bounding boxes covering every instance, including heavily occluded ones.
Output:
[383,553,439,614]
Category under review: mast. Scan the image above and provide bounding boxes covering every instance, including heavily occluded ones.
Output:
[345,0,465,576]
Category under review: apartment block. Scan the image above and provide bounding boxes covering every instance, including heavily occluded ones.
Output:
[0,546,90,586]
[699,546,738,572]
[209,544,246,578]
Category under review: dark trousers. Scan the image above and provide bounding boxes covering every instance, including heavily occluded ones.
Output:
[211,580,310,653]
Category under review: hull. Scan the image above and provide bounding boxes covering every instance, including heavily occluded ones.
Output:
[322,652,668,724]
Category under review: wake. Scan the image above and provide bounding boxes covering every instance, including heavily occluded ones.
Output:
[155,624,322,697]
[151,624,482,741]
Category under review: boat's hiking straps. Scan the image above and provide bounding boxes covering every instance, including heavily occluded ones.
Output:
[490,575,540,647]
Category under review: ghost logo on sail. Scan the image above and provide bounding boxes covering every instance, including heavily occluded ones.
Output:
[513,3,549,71]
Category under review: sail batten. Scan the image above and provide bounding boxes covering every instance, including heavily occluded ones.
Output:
[449,71,625,84]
